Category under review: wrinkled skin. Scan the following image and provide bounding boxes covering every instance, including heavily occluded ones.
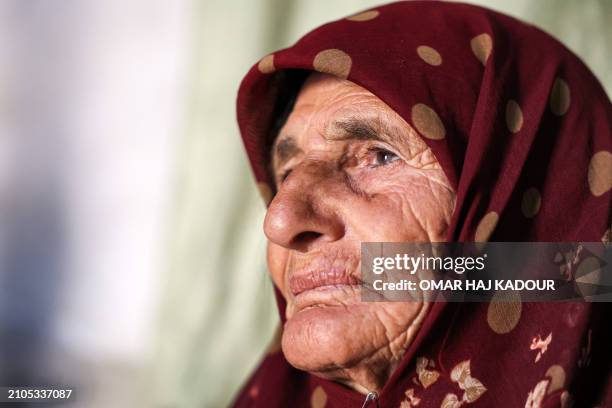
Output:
[264,73,456,393]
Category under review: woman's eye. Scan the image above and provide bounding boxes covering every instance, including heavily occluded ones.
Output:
[280,169,292,182]
[373,148,400,166]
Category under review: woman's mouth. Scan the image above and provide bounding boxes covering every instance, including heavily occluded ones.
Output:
[289,281,363,317]
[284,254,364,315]
[289,269,362,296]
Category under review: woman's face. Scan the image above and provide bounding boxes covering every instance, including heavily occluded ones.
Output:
[264,73,456,392]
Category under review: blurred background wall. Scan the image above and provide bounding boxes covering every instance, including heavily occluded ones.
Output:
[0,0,193,406]
[0,1,609,407]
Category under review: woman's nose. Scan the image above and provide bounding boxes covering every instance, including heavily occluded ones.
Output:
[263,161,345,253]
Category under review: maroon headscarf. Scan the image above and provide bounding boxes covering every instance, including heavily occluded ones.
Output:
[233,1,612,407]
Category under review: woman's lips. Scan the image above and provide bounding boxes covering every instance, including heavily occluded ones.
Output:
[289,269,362,296]
[285,254,363,315]
[290,284,363,317]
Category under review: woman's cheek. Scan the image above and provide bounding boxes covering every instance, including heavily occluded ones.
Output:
[352,170,452,239]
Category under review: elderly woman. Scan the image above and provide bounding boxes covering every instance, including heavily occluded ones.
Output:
[232,2,611,407]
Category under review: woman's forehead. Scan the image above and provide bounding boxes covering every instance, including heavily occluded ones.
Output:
[293,73,379,110]
[282,74,392,135]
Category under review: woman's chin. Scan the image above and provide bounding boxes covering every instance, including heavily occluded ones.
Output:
[281,303,381,373]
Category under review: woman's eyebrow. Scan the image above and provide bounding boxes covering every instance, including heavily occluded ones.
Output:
[330,117,400,145]
[273,136,303,169]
